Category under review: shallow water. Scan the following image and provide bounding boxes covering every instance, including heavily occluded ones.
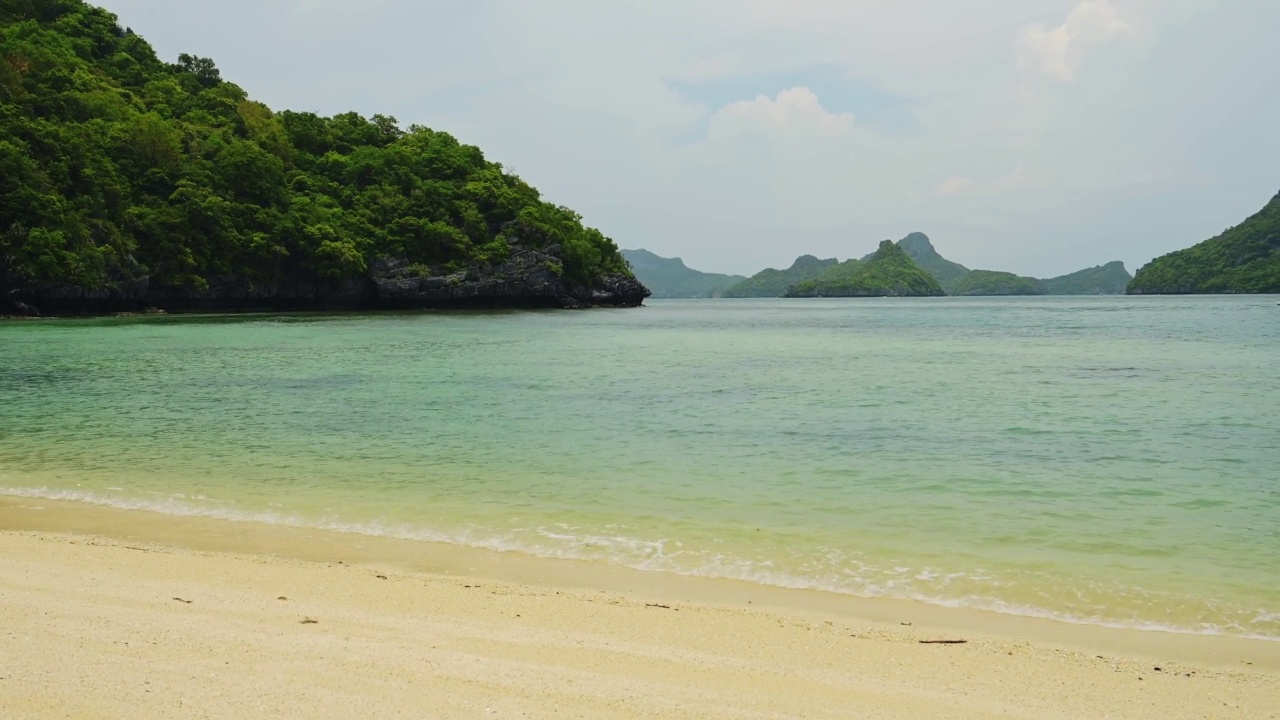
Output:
[1,296,1277,637]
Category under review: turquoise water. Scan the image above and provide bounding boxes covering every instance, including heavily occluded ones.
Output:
[1,297,1278,637]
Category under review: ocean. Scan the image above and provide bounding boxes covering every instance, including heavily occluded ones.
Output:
[1,296,1277,638]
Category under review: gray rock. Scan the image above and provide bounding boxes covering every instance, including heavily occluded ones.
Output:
[4,248,649,316]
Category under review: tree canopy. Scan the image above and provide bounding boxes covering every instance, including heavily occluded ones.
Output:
[0,0,630,306]
[1037,261,1131,295]
[722,255,838,298]
[1128,192,1280,294]
[867,232,969,291]
[787,240,945,297]
[949,270,1042,296]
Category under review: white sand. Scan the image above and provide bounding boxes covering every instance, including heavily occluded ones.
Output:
[1,501,1277,719]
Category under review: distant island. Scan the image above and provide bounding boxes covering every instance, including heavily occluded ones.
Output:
[0,1,648,316]
[949,271,1042,296]
[1128,191,1279,294]
[620,249,744,298]
[787,241,945,297]
[866,232,971,291]
[721,255,838,298]
[877,233,1132,296]
[678,233,1131,299]
[945,263,1134,296]
[1039,262,1133,295]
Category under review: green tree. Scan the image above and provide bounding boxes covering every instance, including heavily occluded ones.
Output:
[0,0,637,308]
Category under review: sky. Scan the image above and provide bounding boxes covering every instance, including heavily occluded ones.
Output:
[96,0,1279,277]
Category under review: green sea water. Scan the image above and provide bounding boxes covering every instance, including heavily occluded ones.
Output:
[1,297,1277,638]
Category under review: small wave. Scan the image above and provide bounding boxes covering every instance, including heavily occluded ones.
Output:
[3,485,1276,643]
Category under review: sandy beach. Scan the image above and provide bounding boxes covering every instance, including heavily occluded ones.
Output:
[1,499,1276,719]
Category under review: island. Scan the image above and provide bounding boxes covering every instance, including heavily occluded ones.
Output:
[786,240,945,297]
[886,233,1130,296]
[0,1,648,316]
[721,255,838,297]
[865,232,970,291]
[1037,262,1133,295]
[1128,191,1279,294]
[620,249,745,298]
[949,271,1043,296]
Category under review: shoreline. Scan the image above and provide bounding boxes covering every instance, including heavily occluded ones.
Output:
[2,489,1276,648]
[3,529,1278,718]
[3,499,1278,718]
[0,302,648,322]
[2,496,1275,673]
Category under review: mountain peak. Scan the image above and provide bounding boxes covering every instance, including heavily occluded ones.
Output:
[787,238,945,298]
[871,239,902,259]
[898,232,937,258]
[789,255,838,271]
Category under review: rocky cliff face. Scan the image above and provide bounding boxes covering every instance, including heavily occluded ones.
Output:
[2,247,650,317]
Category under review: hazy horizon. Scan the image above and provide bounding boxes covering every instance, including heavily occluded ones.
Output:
[620,233,1127,280]
[94,0,1278,277]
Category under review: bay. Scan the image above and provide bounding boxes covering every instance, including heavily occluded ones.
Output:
[1,296,1277,638]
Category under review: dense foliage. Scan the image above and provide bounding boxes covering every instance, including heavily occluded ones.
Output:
[806,257,862,286]
[883,232,1129,295]
[1128,192,1280,294]
[867,232,970,291]
[620,249,743,298]
[722,255,837,298]
[1038,261,1131,295]
[949,270,1042,296]
[697,230,1132,299]
[0,0,630,301]
[788,240,945,297]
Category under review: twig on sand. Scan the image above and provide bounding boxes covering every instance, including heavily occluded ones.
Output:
[645,603,673,610]
[172,597,193,604]
[300,617,319,625]
[919,639,968,645]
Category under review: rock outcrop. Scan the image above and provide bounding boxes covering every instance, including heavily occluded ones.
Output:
[2,247,649,317]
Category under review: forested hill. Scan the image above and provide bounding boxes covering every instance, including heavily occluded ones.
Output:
[1038,261,1131,295]
[865,232,969,290]
[1128,192,1280,294]
[0,0,646,315]
[721,255,838,297]
[620,249,744,298]
[787,240,945,298]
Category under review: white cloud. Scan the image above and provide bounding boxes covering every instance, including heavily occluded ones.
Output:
[705,87,856,142]
[1018,0,1132,81]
